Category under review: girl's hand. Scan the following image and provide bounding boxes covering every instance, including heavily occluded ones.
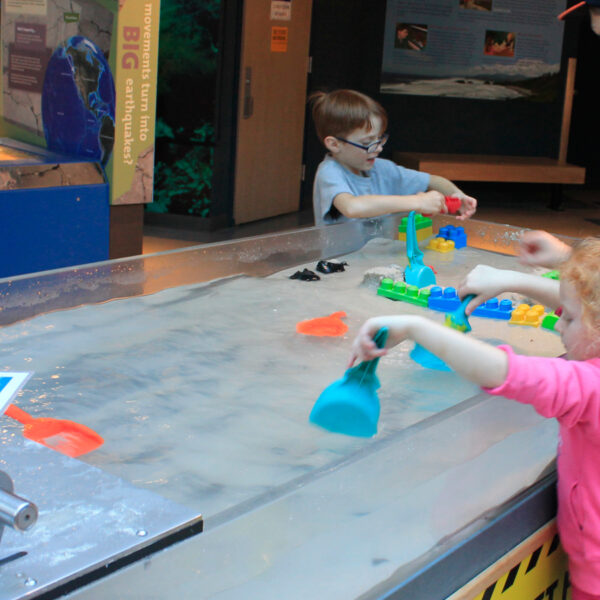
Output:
[458,265,514,315]
[519,230,572,268]
[348,316,412,368]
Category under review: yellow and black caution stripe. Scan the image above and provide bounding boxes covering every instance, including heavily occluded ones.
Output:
[448,521,571,600]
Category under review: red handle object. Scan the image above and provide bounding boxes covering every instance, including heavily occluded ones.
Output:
[423,196,460,217]
[444,196,461,214]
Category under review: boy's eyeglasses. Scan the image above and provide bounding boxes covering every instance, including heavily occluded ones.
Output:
[335,133,389,154]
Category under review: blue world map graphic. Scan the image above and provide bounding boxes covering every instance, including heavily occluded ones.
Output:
[42,36,115,164]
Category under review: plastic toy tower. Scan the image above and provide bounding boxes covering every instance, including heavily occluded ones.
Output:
[0,0,160,207]
[398,214,432,242]
[437,225,467,249]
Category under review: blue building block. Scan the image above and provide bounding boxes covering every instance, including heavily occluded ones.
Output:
[438,225,467,249]
[472,298,514,320]
[427,286,461,312]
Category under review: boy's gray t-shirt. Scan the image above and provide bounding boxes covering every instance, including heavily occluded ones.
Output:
[312,154,430,226]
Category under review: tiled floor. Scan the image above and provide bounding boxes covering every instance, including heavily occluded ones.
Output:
[142,183,600,254]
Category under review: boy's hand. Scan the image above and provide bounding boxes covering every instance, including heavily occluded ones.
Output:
[417,191,446,215]
[452,193,477,220]
[457,265,514,314]
[519,230,572,268]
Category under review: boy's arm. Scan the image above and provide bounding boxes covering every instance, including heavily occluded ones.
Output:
[350,315,508,388]
[458,265,561,314]
[428,174,477,219]
[332,190,446,219]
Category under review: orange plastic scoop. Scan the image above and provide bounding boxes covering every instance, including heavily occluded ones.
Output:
[296,311,348,337]
[4,404,104,457]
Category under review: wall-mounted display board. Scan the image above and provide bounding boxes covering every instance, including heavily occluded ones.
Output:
[0,0,160,205]
[380,0,566,101]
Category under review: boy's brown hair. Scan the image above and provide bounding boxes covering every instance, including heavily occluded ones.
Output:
[560,237,600,331]
[309,89,388,143]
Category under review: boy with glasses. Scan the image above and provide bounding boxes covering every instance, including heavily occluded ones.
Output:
[310,89,477,226]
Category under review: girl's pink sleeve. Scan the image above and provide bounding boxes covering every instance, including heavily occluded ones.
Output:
[484,345,600,427]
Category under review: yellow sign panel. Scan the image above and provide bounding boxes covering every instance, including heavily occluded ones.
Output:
[448,521,572,600]
[271,26,288,52]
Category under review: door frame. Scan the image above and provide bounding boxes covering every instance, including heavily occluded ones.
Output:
[210,0,244,229]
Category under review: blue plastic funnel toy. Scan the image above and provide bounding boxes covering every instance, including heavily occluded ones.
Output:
[404,211,436,287]
[410,294,476,371]
[309,328,389,437]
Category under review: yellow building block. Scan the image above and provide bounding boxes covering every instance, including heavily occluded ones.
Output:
[509,304,546,327]
[398,226,432,242]
[426,237,455,253]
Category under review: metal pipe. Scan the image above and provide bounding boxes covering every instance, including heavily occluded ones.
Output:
[0,489,38,531]
[0,471,38,533]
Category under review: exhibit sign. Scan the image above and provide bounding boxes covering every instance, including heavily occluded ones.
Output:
[0,372,31,415]
[0,0,160,205]
[271,0,292,21]
[381,0,566,101]
[449,521,571,600]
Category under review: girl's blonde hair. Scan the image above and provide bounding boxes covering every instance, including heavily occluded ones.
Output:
[560,237,600,332]
[309,89,388,142]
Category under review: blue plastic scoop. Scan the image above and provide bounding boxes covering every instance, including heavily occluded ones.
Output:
[309,327,389,438]
[404,211,436,287]
[410,294,476,371]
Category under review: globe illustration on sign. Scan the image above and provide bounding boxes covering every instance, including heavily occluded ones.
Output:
[42,36,115,165]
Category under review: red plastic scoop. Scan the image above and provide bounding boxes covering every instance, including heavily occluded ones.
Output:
[296,311,348,337]
[4,404,104,457]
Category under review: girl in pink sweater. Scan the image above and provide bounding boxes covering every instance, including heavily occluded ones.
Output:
[351,234,600,600]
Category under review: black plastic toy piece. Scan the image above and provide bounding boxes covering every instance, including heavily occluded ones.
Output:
[290,269,321,281]
[316,260,348,274]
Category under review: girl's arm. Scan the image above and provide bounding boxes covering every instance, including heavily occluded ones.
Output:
[458,265,561,315]
[519,230,572,268]
[350,315,508,388]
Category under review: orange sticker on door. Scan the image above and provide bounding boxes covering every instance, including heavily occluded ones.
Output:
[271,26,288,52]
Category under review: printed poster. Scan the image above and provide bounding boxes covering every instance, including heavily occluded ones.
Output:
[381,0,567,101]
[0,0,160,205]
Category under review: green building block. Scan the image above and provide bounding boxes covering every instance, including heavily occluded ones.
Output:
[398,214,433,241]
[399,214,432,232]
[541,312,560,332]
[377,278,431,307]
[542,270,560,280]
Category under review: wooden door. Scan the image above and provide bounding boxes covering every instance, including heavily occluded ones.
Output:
[233,0,312,224]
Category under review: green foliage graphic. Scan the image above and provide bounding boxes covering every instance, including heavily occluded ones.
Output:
[150,121,214,216]
[150,0,220,217]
